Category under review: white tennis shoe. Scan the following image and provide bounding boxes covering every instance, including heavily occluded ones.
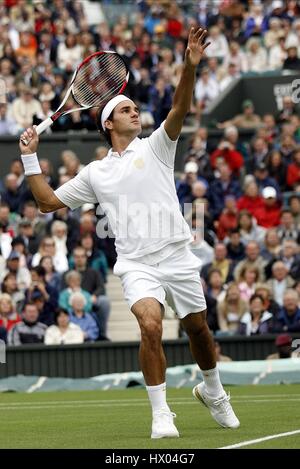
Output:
[193,382,240,429]
[151,409,180,439]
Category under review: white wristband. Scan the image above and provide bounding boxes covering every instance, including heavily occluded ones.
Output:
[21,153,42,176]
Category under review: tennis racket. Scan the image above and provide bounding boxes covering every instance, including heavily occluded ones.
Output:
[21,50,129,144]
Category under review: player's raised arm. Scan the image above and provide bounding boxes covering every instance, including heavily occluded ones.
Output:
[19,126,66,213]
[164,27,210,141]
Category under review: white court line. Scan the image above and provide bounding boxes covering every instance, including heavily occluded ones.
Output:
[1,398,300,411]
[0,396,300,407]
[219,429,300,449]
[0,393,299,407]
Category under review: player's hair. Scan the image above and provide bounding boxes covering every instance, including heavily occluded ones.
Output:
[96,107,114,146]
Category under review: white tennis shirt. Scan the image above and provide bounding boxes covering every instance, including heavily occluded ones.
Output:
[54,122,193,264]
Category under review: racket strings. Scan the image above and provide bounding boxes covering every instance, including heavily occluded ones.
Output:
[74,62,125,104]
[73,53,127,107]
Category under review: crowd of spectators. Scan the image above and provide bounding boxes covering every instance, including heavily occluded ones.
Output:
[1,0,300,133]
[0,1,300,346]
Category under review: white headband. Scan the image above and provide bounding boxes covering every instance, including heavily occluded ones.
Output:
[101,94,134,131]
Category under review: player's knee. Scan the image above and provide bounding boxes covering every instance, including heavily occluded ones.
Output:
[140,317,162,341]
[182,311,208,337]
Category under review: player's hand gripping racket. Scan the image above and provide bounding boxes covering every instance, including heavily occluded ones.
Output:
[21,51,129,145]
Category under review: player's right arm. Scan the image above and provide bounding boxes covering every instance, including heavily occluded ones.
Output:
[19,127,66,213]
[20,126,98,213]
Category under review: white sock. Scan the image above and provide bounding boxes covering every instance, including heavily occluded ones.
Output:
[200,367,224,398]
[146,382,170,414]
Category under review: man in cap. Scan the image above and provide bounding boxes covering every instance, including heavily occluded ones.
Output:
[266,333,300,359]
[218,99,262,129]
[19,28,239,438]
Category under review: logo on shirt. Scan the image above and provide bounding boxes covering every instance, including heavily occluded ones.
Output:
[133,158,145,169]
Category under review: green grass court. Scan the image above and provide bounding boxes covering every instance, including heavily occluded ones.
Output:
[0,385,300,449]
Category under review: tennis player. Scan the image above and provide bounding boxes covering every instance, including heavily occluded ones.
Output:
[19,28,239,438]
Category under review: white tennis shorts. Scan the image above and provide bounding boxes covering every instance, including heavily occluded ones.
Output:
[113,246,207,319]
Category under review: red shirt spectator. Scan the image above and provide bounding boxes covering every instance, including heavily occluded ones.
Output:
[210,141,243,175]
[216,196,239,240]
[286,149,300,189]
[237,181,264,219]
[255,186,282,228]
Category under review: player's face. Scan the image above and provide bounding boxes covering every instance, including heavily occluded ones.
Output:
[108,101,142,136]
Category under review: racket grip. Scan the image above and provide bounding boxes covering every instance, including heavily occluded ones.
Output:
[21,117,53,145]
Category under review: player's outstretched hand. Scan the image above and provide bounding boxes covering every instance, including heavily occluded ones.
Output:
[185,27,210,67]
[19,126,39,155]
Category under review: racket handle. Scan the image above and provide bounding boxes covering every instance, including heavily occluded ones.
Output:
[21,117,53,145]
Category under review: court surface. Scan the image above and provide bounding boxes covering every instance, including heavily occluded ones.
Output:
[0,384,299,449]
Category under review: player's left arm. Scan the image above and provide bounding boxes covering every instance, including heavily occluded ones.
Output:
[164,27,210,141]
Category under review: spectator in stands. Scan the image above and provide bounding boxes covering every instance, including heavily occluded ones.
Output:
[237,210,266,247]
[44,308,84,345]
[2,250,31,291]
[225,228,245,263]
[1,271,25,314]
[246,37,268,72]
[206,26,229,60]
[237,180,264,220]
[278,239,300,280]
[237,265,260,303]
[209,163,241,218]
[69,291,99,342]
[201,243,234,284]
[8,302,47,345]
[288,195,300,228]
[283,45,300,70]
[26,265,58,325]
[46,206,80,253]
[261,229,281,264]
[11,85,42,131]
[216,195,238,241]
[76,232,108,283]
[217,282,248,334]
[219,63,240,92]
[267,261,294,306]
[0,293,21,334]
[276,95,297,125]
[31,236,69,273]
[71,246,110,340]
[1,173,29,213]
[286,147,300,189]
[194,67,219,115]
[223,41,248,73]
[244,3,268,39]
[39,255,62,294]
[176,161,199,210]
[22,200,47,238]
[17,218,40,255]
[255,186,282,228]
[238,294,273,336]
[210,139,243,176]
[57,33,82,72]
[266,333,300,359]
[255,283,280,318]
[277,208,300,243]
[59,270,92,314]
[206,268,226,304]
[218,99,262,129]
[0,103,18,135]
[272,289,300,332]
[254,163,280,195]
[50,220,68,259]
[234,240,266,283]
[266,150,287,192]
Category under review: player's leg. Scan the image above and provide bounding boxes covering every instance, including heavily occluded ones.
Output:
[180,311,240,428]
[131,297,179,439]
[131,297,165,385]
